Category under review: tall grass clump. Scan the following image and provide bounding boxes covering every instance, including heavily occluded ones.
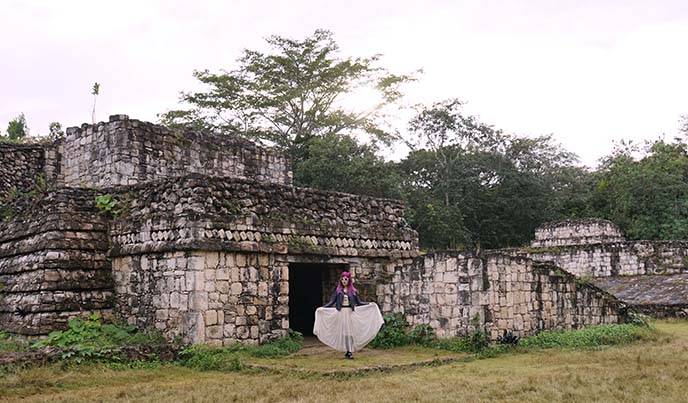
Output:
[178,330,303,371]
[520,323,655,350]
[0,331,31,353]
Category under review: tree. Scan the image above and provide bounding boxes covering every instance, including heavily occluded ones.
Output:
[161,30,414,164]
[294,133,400,198]
[4,113,29,142]
[589,138,688,239]
[399,100,583,250]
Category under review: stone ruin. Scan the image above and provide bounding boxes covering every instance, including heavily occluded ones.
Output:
[0,115,627,344]
[520,218,688,317]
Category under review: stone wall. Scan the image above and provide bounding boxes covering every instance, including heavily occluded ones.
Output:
[60,115,292,188]
[107,174,417,260]
[0,143,45,199]
[113,251,289,345]
[521,241,688,278]
[379,252,626,340]
[0,188,113,335]
[532,219,625,247]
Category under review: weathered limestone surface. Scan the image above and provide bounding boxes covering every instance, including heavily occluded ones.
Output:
[107,174,417,259]
[378,252,625,340]
[114,251,289,345]
[522,241,688,278]
[523,219,688,317]
[532,219,626,247]
[593,274,688,318]
[0,188,113,335]
[0,143,45,199]
[59,115,292,187]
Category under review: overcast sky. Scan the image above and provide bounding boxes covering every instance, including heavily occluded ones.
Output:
[1,0,687,167]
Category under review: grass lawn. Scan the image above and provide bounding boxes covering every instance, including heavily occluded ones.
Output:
[2,321,688,402]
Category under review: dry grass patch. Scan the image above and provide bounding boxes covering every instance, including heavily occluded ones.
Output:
[1,321,686,403]
[247,344,467,372]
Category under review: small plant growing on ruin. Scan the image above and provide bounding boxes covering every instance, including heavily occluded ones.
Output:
[287,236,315,251]
[575,275,593,287]
[95,194,119,216]
[222,200,242,216]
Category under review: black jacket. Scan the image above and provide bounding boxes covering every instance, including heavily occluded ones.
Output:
[323,290,369,311]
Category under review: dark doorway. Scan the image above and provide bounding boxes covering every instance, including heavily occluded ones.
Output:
[288,263,344,336]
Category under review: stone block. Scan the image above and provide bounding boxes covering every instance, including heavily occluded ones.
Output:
[205,310,218,325]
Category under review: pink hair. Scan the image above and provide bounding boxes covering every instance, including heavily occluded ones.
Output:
[336,271,357,294]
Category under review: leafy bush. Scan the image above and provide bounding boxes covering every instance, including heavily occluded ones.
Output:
[409,324,436,345]
[370,314,437,349]
[434,328,489,353]
[32,314,166,363]
[520,324,654,350]
[178,330,303,372]
[34,314,165,350]
[370,313,412,349]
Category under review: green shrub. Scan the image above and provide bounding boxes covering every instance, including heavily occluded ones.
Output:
[371,314,439,349]
[409,324,436,345]
[520,323,653,350]
[370,313,411,349]
[32,314,166,363]
[34,314,165,350]
[95,194,120,215]
[433,328,489,353]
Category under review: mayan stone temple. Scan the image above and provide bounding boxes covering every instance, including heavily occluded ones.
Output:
[1,115,632,345]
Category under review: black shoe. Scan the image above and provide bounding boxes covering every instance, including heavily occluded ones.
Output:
[344,351,353,359]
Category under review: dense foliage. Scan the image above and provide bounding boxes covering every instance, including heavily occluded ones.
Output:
[589,139,688,240]
[370,313,436,348]
[31,314,166,362]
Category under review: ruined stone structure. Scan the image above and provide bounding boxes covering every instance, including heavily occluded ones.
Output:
[0,115,627,343]
[383,252,623,340]
[521,219,688,317]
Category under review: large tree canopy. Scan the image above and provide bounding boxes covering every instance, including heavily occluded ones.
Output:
[161,30,414,163]
[399,99,584,250]
[590,138,688,240]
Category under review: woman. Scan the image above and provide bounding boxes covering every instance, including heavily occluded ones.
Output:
[313,271,384,359]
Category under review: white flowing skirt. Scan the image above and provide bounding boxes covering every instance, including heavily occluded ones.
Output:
[313,303,384,352]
